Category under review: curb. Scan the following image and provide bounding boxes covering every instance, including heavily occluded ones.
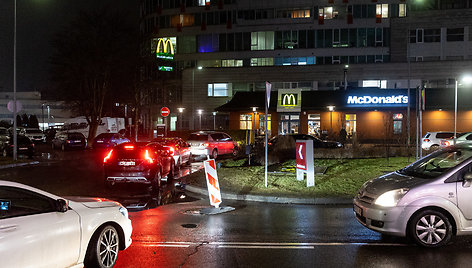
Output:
[0,161,40,170]
[185,185,353,205]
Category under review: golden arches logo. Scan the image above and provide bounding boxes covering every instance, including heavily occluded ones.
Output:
[282,94,297,106]
[156,38,174,55]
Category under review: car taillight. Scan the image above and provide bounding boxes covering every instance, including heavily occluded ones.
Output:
[168,146,175,156]
[103,149,113,163]
[202,143,209,147]
[144,149,153,164]
[124,145,135,150]
[66,140,71,144]
[424,139,430,142]
[268,142,272,146]
[445,140,451,146]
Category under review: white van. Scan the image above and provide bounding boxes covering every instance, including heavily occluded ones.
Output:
[62,117,125,139]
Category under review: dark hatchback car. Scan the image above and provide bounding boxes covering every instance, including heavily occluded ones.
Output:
[92,133,130,149]
[51,132,86,151]
[103,142,175,189]
[268,134,343,149]
[2,135,35,158]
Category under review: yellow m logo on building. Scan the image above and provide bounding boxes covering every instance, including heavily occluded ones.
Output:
[282,94,297,106]
[156,38,174,55]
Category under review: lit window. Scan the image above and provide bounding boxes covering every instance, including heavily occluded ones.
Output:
[376,4,389,18]
[208,83,232,97]
[362,80,387,88]
[345,114,357,136]
[399,4,406,17]
[251,31,275,50]
[198,0,210,7]
[250,58,274,66]
[259,114,271,133]
[319,7,338,20]
[240,114,252,130]
[222,59,243,67]
[393,113,403,134]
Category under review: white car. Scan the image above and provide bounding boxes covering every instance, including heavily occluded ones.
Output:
[421,131,455,150]
[0,180,132,268]
[440,132,472,148]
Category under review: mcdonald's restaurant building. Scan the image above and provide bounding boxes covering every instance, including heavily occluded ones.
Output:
[216,88,472,143]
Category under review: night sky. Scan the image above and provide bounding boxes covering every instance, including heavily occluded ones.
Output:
[0,0,139,93]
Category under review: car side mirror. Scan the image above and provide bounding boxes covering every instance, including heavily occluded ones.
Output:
[56,199,68,213]
[462,172,472,188]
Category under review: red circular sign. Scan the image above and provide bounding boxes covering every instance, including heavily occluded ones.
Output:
[160,107,170,117]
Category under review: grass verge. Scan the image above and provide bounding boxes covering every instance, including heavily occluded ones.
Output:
[185,157,414,198]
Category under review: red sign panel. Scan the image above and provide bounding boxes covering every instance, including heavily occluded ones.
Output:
[296,142,307,170]
[160,107,170,117]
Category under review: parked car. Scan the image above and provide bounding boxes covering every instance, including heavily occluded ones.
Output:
[0,127,8,152]
[187,131,238,159]
[422,132,456,150]
[440,132,472,148]
[268,134,343,150]
[0,180,132,267]
[51,131,87,151]
[2,135,35,158]
[152,137,192,168]
[103,142,175,188]
[92,132,130,149]
[354,144,472,247]
[24,128,45,143]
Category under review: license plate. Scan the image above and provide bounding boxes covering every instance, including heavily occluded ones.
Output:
[74,140,82,143]
[118,161,135,166]
[354,204,363,216]
[19,147,27,150]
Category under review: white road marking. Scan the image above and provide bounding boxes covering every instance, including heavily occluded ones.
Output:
[133,241,407,249]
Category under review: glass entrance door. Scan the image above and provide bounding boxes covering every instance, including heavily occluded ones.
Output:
[279,114,299,134]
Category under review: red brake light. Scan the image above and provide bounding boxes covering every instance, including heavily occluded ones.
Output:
[144,149,154,164]
[202,143,209,147]
[445,141,451,146]
[104,149,113,163]
[424,139,430,142]
[168,146,175,156]
[124,145,135,150]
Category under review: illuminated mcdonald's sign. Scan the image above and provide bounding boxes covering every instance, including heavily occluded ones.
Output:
[277,89,302,112]
[156,38,175,60]
[282,94,297,106]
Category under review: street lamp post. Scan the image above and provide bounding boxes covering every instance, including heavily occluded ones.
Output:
[13,0,18,160]
[454,75,472,145]
[327,106,335,134]
[212,111,217,130]
[178,107,184,130]
[197,109,203,130]
[191,66,203,130]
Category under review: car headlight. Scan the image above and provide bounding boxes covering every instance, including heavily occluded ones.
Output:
[374,188,409,207]
[119,206,129,218]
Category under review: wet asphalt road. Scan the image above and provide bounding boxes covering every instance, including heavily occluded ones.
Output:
[3,144,472,267]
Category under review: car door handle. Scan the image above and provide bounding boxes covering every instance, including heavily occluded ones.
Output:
[0,225,17,232]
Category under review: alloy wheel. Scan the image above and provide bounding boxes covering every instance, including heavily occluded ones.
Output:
[415,214,447,245]
[97,226,119,267]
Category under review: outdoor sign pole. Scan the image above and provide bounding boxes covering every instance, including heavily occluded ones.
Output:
[265,82,271,188]
[296,140,314,187]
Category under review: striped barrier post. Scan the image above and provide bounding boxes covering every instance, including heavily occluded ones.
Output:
[204,159,222,208]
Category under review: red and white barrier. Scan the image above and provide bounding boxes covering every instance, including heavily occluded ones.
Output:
[204,159,222,208]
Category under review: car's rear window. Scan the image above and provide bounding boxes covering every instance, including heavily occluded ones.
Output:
[96,133,114,139]
[436,133,454,139]
[25,129,42,134]
[69,133,84,139]
[188,134,208,141]
[116,145,149,159]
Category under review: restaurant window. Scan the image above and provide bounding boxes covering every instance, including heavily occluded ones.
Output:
[345,114,357,136]
[308,114,321,137]
[393,113,403,134]
[259,114,271,135]
[279,114,299,134]
[240,114,252,130]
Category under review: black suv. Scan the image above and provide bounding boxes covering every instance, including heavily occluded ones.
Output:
[103,142,175,189]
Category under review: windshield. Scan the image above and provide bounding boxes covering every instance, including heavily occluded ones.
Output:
[398,147,472,179]
[188,134,208,141]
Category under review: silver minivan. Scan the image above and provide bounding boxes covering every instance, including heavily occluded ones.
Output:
[354,145,472,247]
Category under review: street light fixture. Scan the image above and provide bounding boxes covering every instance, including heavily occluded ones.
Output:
[454,75,472,145]
[197,109,203,130]
[212,111,217,130]
[327,106,335,134]
[178,107,185,129]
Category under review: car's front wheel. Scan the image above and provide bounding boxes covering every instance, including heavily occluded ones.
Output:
[84,225,120,268]
[408,209,453,247]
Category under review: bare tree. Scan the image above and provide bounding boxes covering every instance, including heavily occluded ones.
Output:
[50,8,138,146]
